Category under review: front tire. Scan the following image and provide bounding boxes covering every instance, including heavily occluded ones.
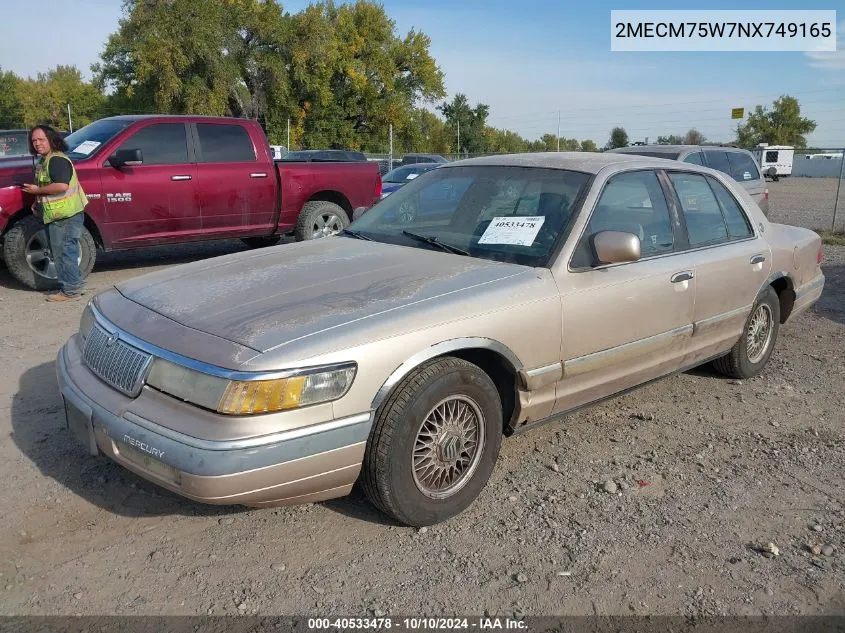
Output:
[3,214,96,290]
[712,286,780,379]
[362,357,503,527]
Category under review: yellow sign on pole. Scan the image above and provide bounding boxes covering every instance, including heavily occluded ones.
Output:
[731,107,744,120]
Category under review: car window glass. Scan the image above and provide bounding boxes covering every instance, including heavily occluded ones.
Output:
[669,172,728,246]
[708,177,753,239]
[196,124,256,163]
[703,150,732,177]
[683,152,704,165]
[572,170,674,267]
[726,152,760,181]
[117,123,188,165]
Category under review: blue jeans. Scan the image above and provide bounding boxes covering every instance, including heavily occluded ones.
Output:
[46,213,85,296]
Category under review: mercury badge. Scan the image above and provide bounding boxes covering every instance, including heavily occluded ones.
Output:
[105,332,119,347]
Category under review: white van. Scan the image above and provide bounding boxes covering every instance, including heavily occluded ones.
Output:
[753,144,793,180]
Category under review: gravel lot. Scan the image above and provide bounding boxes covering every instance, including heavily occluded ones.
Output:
[0,177,843,621]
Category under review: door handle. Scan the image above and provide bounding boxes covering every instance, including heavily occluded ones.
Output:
[671,270,694,283]
[171,175,192,181]
[250,172,268,178]
[750,254,766,265]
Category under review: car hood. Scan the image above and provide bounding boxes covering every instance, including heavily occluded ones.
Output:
[114,237,534,355]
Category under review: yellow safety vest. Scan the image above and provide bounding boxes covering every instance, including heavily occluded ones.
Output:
[35,152,88,223]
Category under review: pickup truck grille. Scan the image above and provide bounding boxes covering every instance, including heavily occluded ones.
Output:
[82,325,153,398]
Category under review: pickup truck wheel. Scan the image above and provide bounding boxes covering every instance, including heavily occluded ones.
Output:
[712,286,780,379]
[3,215,96,290]
[362,357,503,527]
[241,236,282,249]
[294,200,349,241]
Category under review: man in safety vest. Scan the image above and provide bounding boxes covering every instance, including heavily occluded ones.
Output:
[22,125,89,301]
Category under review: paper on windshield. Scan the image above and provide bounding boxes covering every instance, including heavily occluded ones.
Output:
[406,173,419,180]
[478,216,545,246]
[72,141,101,155]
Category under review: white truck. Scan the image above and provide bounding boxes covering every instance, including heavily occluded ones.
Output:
[753,144,793,181]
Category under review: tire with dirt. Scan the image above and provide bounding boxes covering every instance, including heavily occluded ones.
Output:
[294,200,349,241]
[3,214,96,291]
[361,357,503,527]
[712,285,780,379]
[240,236,282,249]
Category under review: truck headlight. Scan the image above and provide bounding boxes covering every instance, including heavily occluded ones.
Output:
[146,359,356,415]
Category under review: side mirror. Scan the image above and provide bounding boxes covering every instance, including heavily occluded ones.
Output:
[109,148,143,168]
[593,230,641,265]
[352,206,368,221]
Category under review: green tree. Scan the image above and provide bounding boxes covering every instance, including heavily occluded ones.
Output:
[438,93,489,156]
[15,66,103,129]
[94,0,292,125]
[657,134,684,145]
[685,128,706,145]
[735,95,816,149]
[580,139,598,152]
[605,126,629,149]
[0,67,25,128]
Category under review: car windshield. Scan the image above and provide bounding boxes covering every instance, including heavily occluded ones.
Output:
[349,165,591,267]
[383,165,436,183]
[64,120,133,160]
[0,131,29,157]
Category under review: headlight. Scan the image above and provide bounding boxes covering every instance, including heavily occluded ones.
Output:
[146,359,356,415]
[79,303,95,341]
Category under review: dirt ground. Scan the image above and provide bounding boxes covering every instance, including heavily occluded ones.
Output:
[0,177,843,619]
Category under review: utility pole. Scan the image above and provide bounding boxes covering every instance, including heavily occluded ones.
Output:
[286,118,290,150]
[389,123,393,170]
[834,148,845,231]
[457,120,460,160]
[67,104,73,133]
[557,111,561,152]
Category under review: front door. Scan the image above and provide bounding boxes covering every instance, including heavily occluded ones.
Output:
[554,169,695,414]
[99,122,199,246]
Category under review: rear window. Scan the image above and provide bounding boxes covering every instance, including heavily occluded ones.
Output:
[196,124,256,163]
[726,152,760,181]
[703,150,732,177]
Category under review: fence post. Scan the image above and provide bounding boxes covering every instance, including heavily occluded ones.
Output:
[833,149,844,232]
[389,124,393,172]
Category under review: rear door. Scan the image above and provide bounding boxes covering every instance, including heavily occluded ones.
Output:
[99,122,200,245]
[192,122,276,236]
[664,170,771,365]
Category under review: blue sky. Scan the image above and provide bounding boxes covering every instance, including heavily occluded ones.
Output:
[3,0,843,147]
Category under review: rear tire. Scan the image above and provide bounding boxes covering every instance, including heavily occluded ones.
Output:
[3,214,96,290]
[294,201,349,241]
[361,357,503,527]
[712,286,780,379]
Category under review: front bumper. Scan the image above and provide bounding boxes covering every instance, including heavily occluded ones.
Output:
[56,340,372,507]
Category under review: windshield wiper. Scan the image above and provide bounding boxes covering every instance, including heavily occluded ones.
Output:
[339,229,374,241]
[402,230,469,256]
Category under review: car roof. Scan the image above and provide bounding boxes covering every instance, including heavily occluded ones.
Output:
[610,144,752,154]
[443,151,702,175]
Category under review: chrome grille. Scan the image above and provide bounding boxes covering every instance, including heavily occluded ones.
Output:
[82,325,153,397]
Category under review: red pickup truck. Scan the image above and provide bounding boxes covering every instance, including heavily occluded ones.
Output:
[0,115,382,290]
